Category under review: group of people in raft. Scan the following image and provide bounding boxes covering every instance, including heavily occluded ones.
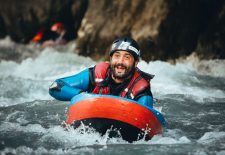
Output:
[49,37,154,108]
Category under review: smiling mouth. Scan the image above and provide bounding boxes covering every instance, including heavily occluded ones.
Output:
[115,66,126,73]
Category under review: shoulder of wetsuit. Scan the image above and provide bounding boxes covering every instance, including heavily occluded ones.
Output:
[134,88,153,101]
[136,68,154,80]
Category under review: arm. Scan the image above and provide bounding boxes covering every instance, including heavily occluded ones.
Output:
[137,95,153,108]
[135,87,154,108]
[49,69,90,101]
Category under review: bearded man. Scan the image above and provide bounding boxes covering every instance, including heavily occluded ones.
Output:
[49,37,154,108]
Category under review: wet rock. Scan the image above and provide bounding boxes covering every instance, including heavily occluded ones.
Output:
[0,0,225,61]
[0,15,6,38]
[195,1,225,59]
[76,0,225,61]
[76,0,167,60]
[156,0,225,60]
[0,0,88,43]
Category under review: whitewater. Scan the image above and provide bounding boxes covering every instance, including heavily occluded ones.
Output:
[0,38,225,155]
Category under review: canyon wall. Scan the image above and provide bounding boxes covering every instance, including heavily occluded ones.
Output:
[0,0,224,61]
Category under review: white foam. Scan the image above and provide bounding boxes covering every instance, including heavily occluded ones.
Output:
[197,132,225,144]
[0,122,46,134]
[0,146,97,155]
[132,134,191,145]
[0,48,95,80]
[177,53,225,77]
[151,135,191,144]
[0,121,127,148]
[1,50,224,106]
[192,150,208,155]
[138,59,225,100]
[0,36,15,47]
[0,121,190,149]
[0,49,96,105]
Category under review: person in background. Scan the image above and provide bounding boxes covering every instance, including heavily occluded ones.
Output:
[31,27,54,44]
[31,29,45,43]
[41,22,69,47]
[49,37,154,108]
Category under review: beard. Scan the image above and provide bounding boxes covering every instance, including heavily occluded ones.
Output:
[110,62,135,80]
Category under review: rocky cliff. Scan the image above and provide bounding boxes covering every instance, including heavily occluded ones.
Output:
[76,0,225,61]
[0,0,88,42]
[0,0,224,61]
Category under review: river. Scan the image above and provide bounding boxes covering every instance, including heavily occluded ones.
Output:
[0,38,225,155]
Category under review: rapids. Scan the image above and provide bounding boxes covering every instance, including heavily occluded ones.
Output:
[0,38,225,155]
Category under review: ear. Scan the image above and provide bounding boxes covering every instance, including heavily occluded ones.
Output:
[134,61,138,67]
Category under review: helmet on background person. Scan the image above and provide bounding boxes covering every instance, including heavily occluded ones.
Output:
[51,22,64,32]
[109,37,141,61]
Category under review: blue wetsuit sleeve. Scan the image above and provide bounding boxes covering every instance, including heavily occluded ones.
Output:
[137,95,153,108]
[49,69,90,101]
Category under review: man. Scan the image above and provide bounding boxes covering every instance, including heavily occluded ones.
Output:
[49,37,154,108]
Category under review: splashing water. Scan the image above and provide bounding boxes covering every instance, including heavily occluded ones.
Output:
[0,38,225,154]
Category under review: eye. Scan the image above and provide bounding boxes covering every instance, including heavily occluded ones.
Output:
[113,53,120,58]
[124,55,131,60]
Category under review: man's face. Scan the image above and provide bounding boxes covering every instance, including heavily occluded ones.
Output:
[110,51,137,80]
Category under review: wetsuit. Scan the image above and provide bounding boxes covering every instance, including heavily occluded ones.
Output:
[49,63,154,108]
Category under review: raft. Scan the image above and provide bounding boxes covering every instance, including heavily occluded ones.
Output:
[66,93,166,142]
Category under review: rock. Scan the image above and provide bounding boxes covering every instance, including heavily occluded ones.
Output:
[156,0,225,60]
[0,15,6,38]
[0,0,225,61]
[0,0,88,43]
[195,1,225,59]
[76,0,167,60]
[76,0,225,61]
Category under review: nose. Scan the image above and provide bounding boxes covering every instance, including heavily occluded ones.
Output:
[117,55,125,63]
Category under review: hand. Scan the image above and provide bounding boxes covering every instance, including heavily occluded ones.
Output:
[49,82,61,91]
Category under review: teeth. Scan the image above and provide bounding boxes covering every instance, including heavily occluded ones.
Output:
[117,66,124,69]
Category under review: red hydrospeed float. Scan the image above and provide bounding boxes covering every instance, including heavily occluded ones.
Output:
[66,93,166,142]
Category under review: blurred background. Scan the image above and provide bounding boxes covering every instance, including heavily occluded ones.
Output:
[0,0,225,62]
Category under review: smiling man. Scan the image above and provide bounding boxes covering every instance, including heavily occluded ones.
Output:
[49,37,154,108]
